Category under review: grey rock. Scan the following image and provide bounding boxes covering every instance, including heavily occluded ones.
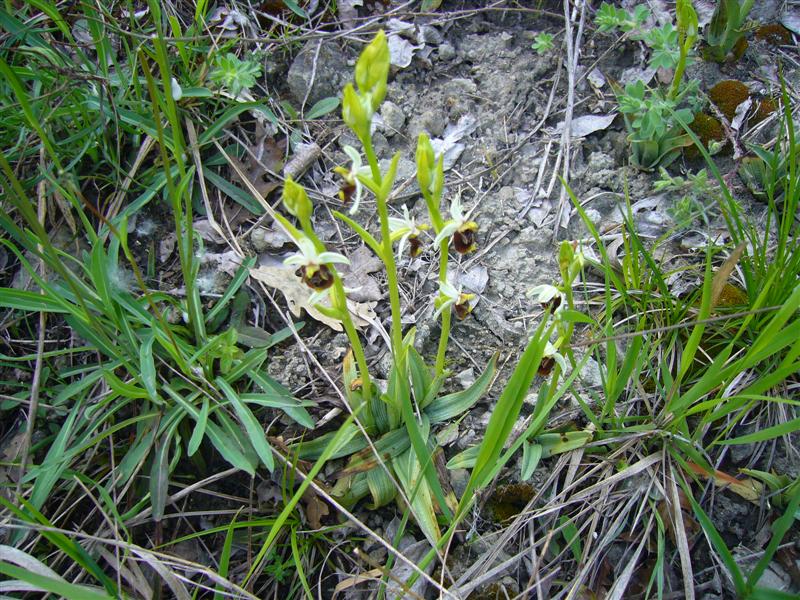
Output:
[379,101,406,137]
[407,109,446,140]
[437,42,456,61]
[287,41,348,106]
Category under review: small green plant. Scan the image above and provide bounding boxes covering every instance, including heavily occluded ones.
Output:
[209,52,262,97]
[531,32,555,54]
[595,2,649,33]
[703,0,754,62]
[654,167,715,227]
[600,0,701,169]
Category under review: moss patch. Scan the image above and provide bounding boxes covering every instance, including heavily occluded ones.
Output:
[708,80,750,121]
[685,113,727,159]
[750,98,777,126]
[486,483,536,522]
[755,24,792,46]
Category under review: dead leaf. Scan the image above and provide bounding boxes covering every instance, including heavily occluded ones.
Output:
[685,460,765,504]
[193,219,225,244]
[387,34,420,68]
[250,259,376,331]
[303,488,329,529]
[230,123,285,201]
[555,113,617,138]
[338,246,382,303]
[710,241,747,309]
[430,115,479,170]
[201,250,242,277]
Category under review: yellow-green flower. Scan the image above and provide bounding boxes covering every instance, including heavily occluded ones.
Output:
[282,177,312,223]
[355,30,389,111]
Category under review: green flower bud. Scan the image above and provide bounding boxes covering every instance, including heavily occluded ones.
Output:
[355,30,389,110]
[342,83,370,141]
[282,177,312,223]
[415,133,435,193]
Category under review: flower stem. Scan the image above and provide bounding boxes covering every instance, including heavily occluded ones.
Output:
[332,276,373,403]
[435,241,450,375]
[364,136,404,356]
[304,227,373,402]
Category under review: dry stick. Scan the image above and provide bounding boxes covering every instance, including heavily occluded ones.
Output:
[553,0,588,237]
[16,149,48,497]
[186,118,227,244]
[669,462,696,600]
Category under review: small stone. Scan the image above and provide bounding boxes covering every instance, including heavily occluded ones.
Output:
[407,109,446,140]
[437,42,456,61]
[379,101,405,137]
[418,24,443,45]
[287,41,348,106]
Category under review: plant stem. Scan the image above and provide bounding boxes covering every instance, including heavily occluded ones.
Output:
[364,137,403,356]
[435,241,450,375]
[333,277,373,403]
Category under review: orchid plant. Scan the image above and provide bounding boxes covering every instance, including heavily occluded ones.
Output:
[275,31,584,545]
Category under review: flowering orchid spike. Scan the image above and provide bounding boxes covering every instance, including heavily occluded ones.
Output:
[284,236,350,291]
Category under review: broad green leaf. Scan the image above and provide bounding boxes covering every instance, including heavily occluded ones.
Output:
[150,433,171,521]
[188,397,209,456]
[425,353,496,423]
[306,96,340,119]
[521,441,542,481]
[139,333,159,403]
[205,419,256,475]
[365,466,397,508]
[392,446,440,543]
[217,377,274,472]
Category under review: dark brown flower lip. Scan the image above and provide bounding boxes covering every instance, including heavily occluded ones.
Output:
[296,264,335,290]
[409,235,424,257]
[541,295,562,313]
[537,356,556,376]
[338,181,356,204]
[454,300,473,320]
[453,225,477,254]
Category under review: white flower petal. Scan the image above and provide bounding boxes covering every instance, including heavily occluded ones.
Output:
[317,252,350,265]
[433,221,459,246]
[343,145,362,167]
[553,352,568,373]
[528,284,559,302]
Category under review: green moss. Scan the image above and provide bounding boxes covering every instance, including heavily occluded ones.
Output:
[708,80,750,121]
[750,98,777,126]
[486,483,535,522]
[755,24,792,46]
[685,113,727,159]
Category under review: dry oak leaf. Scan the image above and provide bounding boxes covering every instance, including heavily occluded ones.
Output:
[250,260,376,331]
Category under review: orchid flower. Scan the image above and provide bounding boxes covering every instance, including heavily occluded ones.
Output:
[283,236,350,291]
[433,194,478,254]
[389,205,430,259]
[333,146,372,215]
